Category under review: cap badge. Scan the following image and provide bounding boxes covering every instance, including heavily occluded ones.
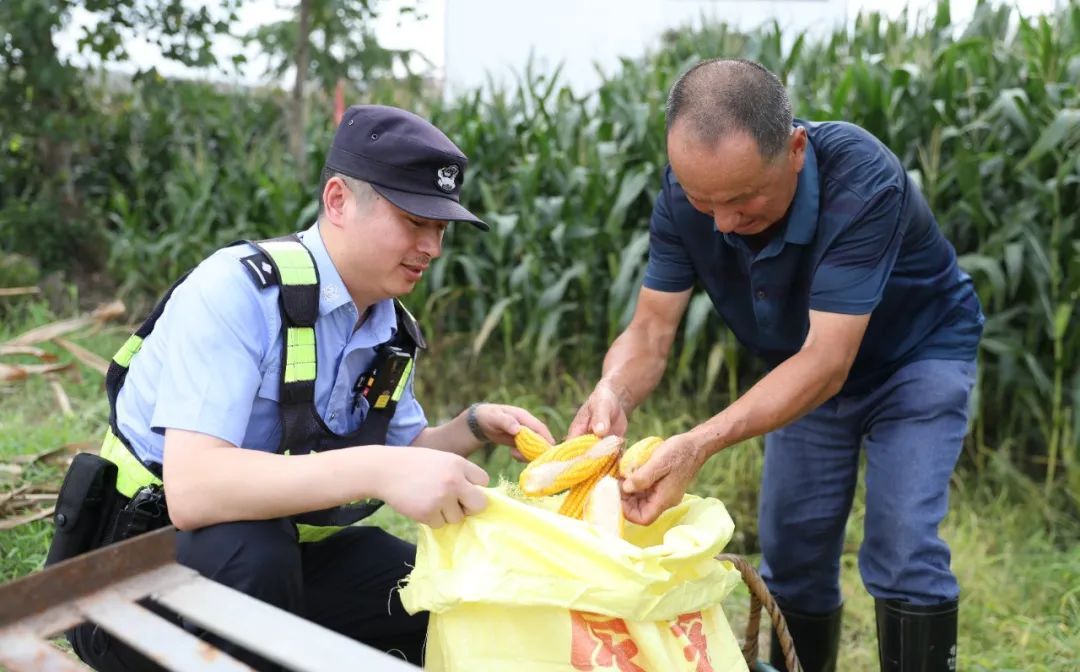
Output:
[435,165,459,193]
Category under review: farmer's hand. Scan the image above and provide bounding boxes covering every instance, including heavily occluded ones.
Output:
[380,447,490,528]
[476,403,556,461]
[567,380,630,439]
[621,433,707,525]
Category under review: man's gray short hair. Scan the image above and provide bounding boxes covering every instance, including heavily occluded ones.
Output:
[665,59,793,161]
[318,166,379,217]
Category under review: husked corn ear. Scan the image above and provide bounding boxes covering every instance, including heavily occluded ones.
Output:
[558,481,591,518]
[619,436,664,478]
[558,453,618,518]
[584,475,624,537]
[514,426,552,461]
[519,435,624,496]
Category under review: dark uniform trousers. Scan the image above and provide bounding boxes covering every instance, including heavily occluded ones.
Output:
[69,520,428,670]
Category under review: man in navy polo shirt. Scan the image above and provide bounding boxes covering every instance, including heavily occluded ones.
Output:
[570,59,982,672]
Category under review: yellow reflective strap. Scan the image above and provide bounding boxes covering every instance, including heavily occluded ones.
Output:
[390,357,414,403]
[260,240,316,286]
[113,335,144,368]
[284,327,316,382]
[100,430,161,498]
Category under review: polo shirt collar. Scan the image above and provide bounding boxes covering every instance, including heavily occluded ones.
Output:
[718,129,819,252]
[784,128,819,245]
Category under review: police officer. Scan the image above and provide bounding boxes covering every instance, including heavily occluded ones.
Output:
[570,60,982,672]
[70,105,555,670]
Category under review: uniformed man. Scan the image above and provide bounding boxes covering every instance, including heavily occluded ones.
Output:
[570,59,982,672]
[66,104,555,670]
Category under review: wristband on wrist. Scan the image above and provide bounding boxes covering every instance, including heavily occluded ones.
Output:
[466,402,488,442]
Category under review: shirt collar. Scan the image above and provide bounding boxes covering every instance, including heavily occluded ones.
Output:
[784,127,819,245]
[717,127,819,251]
[297,222,397,344]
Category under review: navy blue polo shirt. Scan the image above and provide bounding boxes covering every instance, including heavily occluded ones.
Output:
[644,120,984,395]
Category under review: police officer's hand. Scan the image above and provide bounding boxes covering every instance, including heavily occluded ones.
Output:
[381,447,490,528]
[567,380,630,439]
[620,433,706,525]
[476,404,556,461]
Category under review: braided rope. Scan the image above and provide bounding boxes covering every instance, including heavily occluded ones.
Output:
[716,553,802,672]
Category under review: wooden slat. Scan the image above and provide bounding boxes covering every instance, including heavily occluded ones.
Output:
[0,628,94,672]
[155,576,417,672]
[77,593,252,672]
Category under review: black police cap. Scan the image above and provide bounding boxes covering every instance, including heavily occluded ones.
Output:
[325,104,487,230]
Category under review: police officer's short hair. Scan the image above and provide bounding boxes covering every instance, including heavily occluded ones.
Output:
[318,166,379,216]
[665,59,793,161]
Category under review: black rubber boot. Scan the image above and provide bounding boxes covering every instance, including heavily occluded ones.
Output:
[769,603,842,672]
[875,598,958,672]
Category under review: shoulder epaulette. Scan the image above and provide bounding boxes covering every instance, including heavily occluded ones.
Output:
[240,251,278,289]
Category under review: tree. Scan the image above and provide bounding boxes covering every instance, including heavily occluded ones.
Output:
[0,0,240,268]
[245,0,428,175]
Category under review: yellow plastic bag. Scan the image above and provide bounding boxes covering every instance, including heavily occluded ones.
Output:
[400,486,746,671]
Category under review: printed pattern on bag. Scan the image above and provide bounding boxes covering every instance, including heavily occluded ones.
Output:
[570,611,646,672]
[669,612,715,672]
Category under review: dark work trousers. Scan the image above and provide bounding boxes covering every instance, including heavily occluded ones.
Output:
[758,358,977,613]
[68,519,428,671]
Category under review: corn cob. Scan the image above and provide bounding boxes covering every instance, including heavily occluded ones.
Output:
[514,426,552,461]
[558,481,591,518]
[618,436,664,478]
[558,452,618,517]
[519,434,623,496]
[583,475,624,537]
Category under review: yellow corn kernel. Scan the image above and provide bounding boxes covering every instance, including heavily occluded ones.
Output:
[529,433,601,466]
[520,435,623,496]
[558,481,591,518]
[584,475,624,537]
[514,426,552,462]
[618,436,664,478]
[558,453,617,518]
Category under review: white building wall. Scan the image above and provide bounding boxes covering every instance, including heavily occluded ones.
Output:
[443,0,849,96]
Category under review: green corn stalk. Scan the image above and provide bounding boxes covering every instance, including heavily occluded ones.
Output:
[2,0,1075,493]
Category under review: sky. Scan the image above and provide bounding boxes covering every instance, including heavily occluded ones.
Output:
[56,0,1064,89]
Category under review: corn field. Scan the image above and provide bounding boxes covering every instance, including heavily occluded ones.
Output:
[1,1,1077,501]
[420,1,1080,500]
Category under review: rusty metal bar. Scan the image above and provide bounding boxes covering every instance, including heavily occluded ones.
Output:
[0,525,419,671]
[77,592,252,672]
[0,527,177,628]
[155,576,418,672]
[7,564,197,640]
[0,628,94,672]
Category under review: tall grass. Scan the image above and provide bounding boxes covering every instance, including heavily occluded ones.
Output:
[1,301,1076,669]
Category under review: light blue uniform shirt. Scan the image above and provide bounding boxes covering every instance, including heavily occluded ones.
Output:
[117,222,428,465]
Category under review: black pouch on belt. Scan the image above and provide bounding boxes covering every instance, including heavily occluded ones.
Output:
[44,453,122,567]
